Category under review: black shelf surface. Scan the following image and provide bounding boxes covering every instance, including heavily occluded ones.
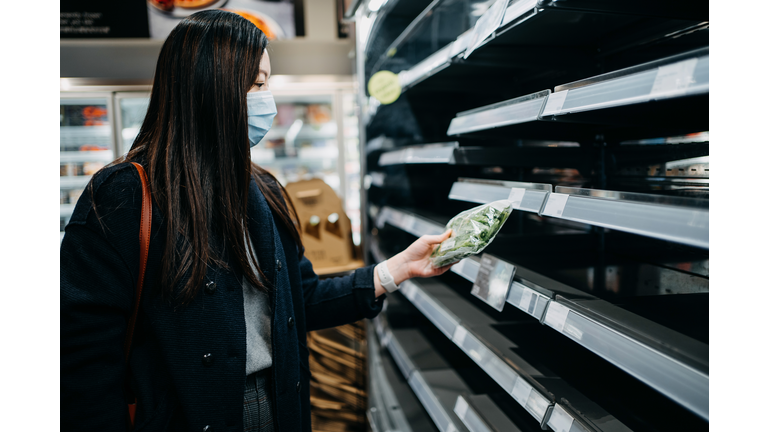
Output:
[444,49,709,142]
[380,292,594,432]
[372,207,708,421]
[369,1,708,143]
[367,321,439,432]
[375,241,643,431]
[376,295,544,432]
[363,0,438,79]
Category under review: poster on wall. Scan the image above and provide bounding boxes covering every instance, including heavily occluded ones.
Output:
[62,0,303,39]
[61,1,150,38]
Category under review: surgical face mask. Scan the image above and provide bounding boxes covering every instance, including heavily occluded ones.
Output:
[246,90,277,147]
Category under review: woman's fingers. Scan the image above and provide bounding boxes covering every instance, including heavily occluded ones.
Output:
[419,230,452,245]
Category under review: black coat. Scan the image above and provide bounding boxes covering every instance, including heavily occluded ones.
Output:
[60,162,384,431]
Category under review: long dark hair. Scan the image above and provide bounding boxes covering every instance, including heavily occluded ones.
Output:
[119,10,303,303]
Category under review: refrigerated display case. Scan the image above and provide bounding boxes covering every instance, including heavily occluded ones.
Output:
[115,92,151,156]
[60,77,363,245]
[60,93,117,242]
[354,0,709,431]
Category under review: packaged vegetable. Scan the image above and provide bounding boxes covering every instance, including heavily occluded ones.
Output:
[430,200,513,267]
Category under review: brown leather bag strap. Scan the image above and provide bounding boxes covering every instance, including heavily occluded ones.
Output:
[124,162,152,360]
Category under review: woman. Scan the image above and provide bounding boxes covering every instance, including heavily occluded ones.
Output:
[60,10,452,432]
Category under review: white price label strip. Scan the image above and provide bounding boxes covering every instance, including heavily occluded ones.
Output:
[454,396,469,419]
[449,31,472,58]
[511,378,533,405]
[541,90,569,116]
[453,325,468,346]
[651,58,699,96]
[507,188,526,209]
[442,238,456,251]
[545,302,570,333]
[464,0,507,59]
[519,289,533,311]
[541,193,569,217]
[548,404,575,432]
[563,322,584,341]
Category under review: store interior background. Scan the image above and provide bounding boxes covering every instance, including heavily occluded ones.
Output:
[54,1,768,432]
[60,0,364,247]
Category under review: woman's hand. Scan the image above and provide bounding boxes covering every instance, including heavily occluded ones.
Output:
[374,230,454,297]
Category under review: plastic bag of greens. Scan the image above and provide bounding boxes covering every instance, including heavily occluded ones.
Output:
[430,200,513,267]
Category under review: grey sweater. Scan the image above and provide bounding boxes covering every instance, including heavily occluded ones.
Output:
[243,244,273,375]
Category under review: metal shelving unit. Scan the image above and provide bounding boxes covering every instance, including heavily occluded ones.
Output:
[390,0,708,109]
[373,205,708,422]
[367,319,436,432]
[372,238,641,431]
[378,142,458,166]
[355,0,708,430]
[444,48,709,142]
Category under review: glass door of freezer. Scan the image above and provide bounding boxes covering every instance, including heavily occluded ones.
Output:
[251,93,341,195]
[60,93,117,242]
[115,93,151,156]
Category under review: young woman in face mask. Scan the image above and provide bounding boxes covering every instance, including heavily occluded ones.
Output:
[60,10,453,432]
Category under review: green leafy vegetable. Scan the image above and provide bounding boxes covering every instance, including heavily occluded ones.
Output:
[430,200,512,267]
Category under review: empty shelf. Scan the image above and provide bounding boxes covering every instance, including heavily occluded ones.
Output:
[376,206,446,237]
[540,187,708,248]
[448,178,552,214]
[442,48,709,141]
[447,90,550,136]
[454,394,524,432]
[373,232,706,421]
[393,0,707,104]
[540,48,709,119]
[378,142,459,166]
[542,297,708,420]
[368,322,438,432]
[372,208,586,321]
[374,309,547,432]
[375,321,473,432]
[394,273,628,431]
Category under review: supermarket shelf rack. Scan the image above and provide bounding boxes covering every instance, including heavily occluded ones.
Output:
[447,178,709,249]
[374,205,709,421]
[445,48,709,142]
[371,238,635,431]
[393,0,708,104]
[358,0,708,429]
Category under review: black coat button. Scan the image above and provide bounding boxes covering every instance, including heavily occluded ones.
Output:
[202,353,213,366]
[296,381,301,392]
[288,317,294,328]
[276,260,282,271]
[205,281,216,294]
[202,426,210,432]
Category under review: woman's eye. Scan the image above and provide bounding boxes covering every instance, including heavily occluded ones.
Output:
[255,83,265,88]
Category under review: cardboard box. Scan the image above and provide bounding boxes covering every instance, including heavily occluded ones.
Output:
[285,178,355,270]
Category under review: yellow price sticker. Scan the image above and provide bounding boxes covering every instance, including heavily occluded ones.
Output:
[367,70,401,105]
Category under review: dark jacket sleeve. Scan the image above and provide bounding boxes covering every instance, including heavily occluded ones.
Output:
[300,256,384,331]
[60,165,142,432]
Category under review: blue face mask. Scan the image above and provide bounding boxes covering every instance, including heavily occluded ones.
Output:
[246,90,277,147]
